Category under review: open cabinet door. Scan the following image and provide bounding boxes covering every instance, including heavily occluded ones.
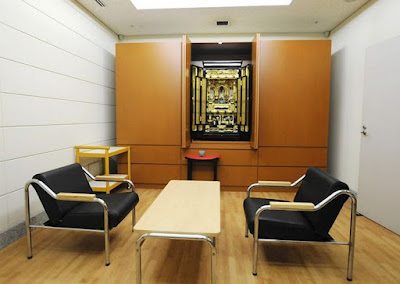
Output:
[250,33,260,149]
[182,35,192,148]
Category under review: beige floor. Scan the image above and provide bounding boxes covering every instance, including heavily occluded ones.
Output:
[0,188,399,283]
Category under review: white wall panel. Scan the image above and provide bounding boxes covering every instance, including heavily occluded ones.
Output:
[0,58,115,105]
[0,196,7,232]
[23,0,116,53]
[0,92,3,161]
[0,24,115,88]
[3,123,115,160]
[0,162,5,196]
[2,143,111,195]
[3,148,74,194]
[2,94,115,126]
[0,0,117,235]
[0,128,4,161]
[6,189,25,228]
[0,93,3,126]
[0,0,115,71]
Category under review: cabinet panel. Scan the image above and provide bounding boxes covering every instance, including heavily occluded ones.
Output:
[258,167,327,183]
[119,145,181,164]
[259,40,331,147]
[116,42,182,145]
[219,166,257,186]
[221,186,248,192]
[120,164,181,184]
[258,147,327,167]
[180,165,214,181]
[181,165,257,186]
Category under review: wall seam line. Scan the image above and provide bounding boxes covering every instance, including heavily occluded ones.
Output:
[0,91,115,106]
[0,21,115,73]
[22,0,117,56]
[0,56,115,90]
[1,122,116,128]
[0,138,116,164]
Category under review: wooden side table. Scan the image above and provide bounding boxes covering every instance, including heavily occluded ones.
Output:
[184,154,220,181]
[75,145,131,194]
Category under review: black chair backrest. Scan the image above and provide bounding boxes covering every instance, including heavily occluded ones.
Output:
[32,163,93,226]
[294,167,349,238]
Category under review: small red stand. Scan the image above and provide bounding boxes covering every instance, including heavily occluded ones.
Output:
[184,154,220,181]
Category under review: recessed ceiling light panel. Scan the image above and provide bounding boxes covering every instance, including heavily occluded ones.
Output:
[130,0,292,10]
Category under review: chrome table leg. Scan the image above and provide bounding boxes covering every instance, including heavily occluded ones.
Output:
[135,233,217,283]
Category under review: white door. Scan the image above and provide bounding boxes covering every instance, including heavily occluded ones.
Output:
[358,35,400,234]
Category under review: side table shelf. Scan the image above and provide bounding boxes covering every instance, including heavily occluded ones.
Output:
[75,145,131,194]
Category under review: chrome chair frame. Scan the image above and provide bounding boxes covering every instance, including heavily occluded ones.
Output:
[245,177,357,281]
[25,166,136,266]
[136,233,217,284]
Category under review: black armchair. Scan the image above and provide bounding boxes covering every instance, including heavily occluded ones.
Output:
[243,167,357,280]
[25,163,139,265]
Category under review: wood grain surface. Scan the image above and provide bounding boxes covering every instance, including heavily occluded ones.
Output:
[134,180,220,235]
[116,42,182,145]
[258,40,331,147]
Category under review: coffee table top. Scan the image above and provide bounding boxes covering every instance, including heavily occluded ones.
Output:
[134,180,220,236]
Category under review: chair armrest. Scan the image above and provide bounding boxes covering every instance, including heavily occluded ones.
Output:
[246,174,306,198]
[254,189,356,218]
[57,192,96,202]
[270,201,315,211]
[258,181,292,187]
[94,174,136,193]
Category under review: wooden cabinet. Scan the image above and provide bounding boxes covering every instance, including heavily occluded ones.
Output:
[116,38,331,190]
[257,40,331,183]
[116,42,182,146]
[258,40,331,147]
[116,42,183,186]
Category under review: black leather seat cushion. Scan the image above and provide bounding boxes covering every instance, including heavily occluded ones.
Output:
[60,192,139,230]
[243,198,326,241]
[33,163,93,226]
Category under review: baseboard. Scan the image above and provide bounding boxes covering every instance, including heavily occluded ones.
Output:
[0,212,48,251]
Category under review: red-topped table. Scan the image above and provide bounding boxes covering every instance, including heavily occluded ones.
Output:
[184,154,220,181]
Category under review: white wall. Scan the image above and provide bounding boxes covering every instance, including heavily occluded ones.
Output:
[329,0,400,191]
[0,0,117,234]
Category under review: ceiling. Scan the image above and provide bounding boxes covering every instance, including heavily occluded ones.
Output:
[76,0,370,37]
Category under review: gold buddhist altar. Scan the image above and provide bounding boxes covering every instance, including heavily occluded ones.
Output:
[191,64,252,141]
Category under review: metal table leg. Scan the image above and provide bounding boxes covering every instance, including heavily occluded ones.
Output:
[136,232,216,284]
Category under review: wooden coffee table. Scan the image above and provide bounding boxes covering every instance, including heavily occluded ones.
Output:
[134,180,220,284]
